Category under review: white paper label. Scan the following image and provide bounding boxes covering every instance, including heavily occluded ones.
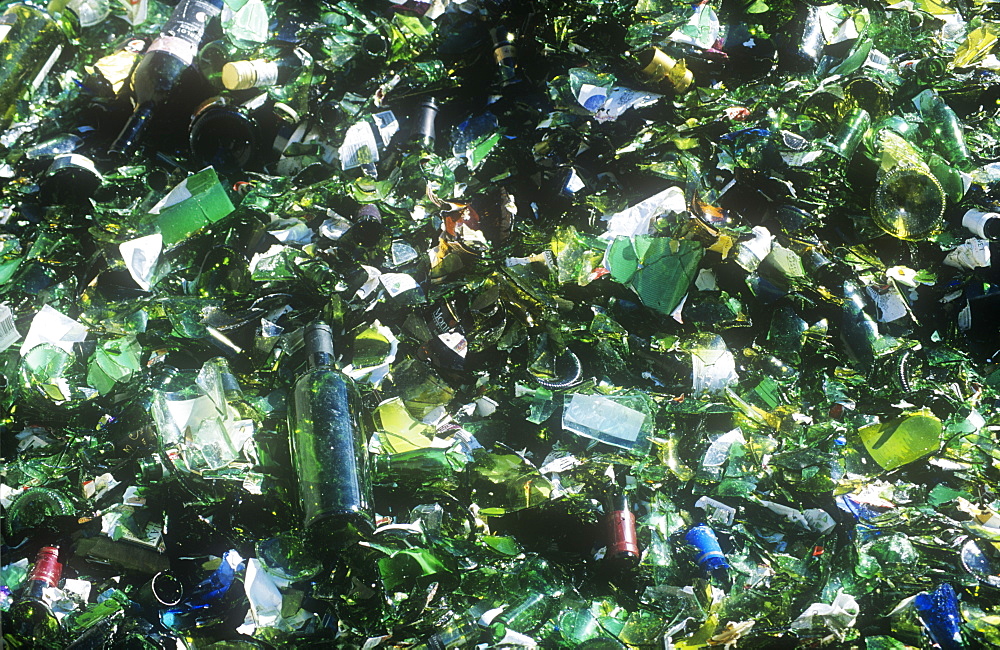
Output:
[781,149,825,167]
[0,304,21,352]
[339,121,381,171]
[958,302,972,332]
[595,86,663,123]
[867,282,908,323]
[563,394,646,444]
[768,244,807,278]
[380,272,418,297]
[944,238,991,270]
[147,34,198,66]
[576,83,608,111]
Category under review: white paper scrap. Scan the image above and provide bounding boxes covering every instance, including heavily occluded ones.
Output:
[601,186,686,239]
[119,233,163,291]
[20,305,88,357]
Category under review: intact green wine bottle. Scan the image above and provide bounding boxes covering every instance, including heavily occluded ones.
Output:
[289,321,374,551]
[0,0,76,132]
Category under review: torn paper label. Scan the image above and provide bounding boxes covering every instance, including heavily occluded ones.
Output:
[944,238,991,270]
[120,233,163,291]
[340,111,399,171]
[595,86,663,123]
[0,304,21,352]
[601,186,686,239]
[20,305,88,357]
[576,83,608,111]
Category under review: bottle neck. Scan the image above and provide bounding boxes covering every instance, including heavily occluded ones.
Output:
[490,25,519,86]
[963,209,1000,239]
[304,322,335,370]
[23,546,62,600]
[109,102,155,160]
[410,97,438,149]
[223,58,283,90]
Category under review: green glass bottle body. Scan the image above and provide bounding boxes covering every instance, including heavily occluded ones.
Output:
[0,1,74,133]
[417,615,482,649]
[289,322,374,549]
[915,90,971,171]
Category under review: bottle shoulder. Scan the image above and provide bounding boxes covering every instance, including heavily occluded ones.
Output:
[292,365,355,391]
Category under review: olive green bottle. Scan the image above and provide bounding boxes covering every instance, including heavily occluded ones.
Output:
[0,0,76,132]
[289,321,374,550]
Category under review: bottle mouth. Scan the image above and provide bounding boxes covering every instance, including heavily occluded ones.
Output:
[307,510,376,550]
[531,349,583,389]
[109,102,156,160]
[145,571,184,606]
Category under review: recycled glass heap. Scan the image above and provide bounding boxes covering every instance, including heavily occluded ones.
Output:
[4,0,1000,647]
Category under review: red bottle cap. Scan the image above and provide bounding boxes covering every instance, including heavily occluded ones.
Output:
[606,509,640,560]
[28,546,62,587]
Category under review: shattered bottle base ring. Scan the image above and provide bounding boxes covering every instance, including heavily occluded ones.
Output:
[871,165,945,240]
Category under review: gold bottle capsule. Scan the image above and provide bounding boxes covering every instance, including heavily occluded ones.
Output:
[635,47,693,93]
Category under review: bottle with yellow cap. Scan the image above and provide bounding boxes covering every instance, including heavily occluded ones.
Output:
[222,46,311,92]
[220,45,312,116]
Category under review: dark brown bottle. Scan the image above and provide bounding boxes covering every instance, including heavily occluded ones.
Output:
[109,0,223,158]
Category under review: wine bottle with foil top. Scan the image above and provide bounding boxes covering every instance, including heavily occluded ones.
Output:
[222,45,311,91]
[2,546,64,648]
[0,0,78,133]
[109,0,224,158]
[634,47,693,93]
[604,490,640,565]
[490,24,520,89]
[288,321,374,551]
[485,22,550,126]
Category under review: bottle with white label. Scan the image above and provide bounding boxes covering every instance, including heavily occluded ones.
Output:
[0,0,78,133]
[109,0,224,158]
